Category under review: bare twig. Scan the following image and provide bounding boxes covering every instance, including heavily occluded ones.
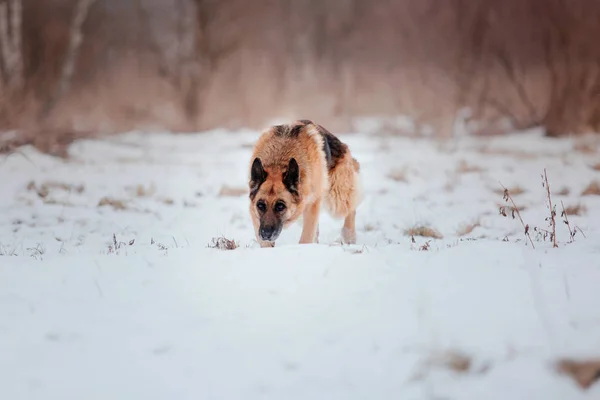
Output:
[0,0,23,90]
[491,44,540,127]
[40,0,97,119]
[542,169,558,248]
[499,183,535,249]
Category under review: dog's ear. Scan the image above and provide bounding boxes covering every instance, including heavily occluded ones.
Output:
[283,158,300,196]
[250,158,267,199]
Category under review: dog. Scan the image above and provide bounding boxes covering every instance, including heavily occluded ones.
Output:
[248,119,362,247]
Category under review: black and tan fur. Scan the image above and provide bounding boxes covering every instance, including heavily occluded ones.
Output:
[248,119,362,247]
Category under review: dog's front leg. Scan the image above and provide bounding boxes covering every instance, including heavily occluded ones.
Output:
[299,200,320,244]
[341,209,356,244]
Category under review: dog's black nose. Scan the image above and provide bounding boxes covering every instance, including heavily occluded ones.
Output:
[259,225,278,241]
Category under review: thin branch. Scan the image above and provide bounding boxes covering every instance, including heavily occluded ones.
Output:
[0,0,23,90]
[40,0,97,119]
[489,43,540,127]
[543,168,558,248]
[9,0,21,88]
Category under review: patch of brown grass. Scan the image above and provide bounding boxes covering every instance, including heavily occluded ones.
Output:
[456,159,485,174]
[132,183,156,197]
[387,168,409,182]
[564,203,587,216]
[98,197,127,210]
[363,223,378,232]
[573,142,598,154]
[404,225,443,239]
[443,174,460,193]
[411,350,491,382]
[457,220,481,237]
[436,351,473,373]
[158,197,175,205]
[582,180,600,196]
[218,185,247,197]
[557,358,600,390]
[478,147,537,160]
[208,236,239,250]
[590,163,600,171]
[1,129,95,158]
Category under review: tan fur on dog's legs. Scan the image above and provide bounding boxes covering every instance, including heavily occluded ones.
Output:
[299,201,320,244]
[341,210,356,244]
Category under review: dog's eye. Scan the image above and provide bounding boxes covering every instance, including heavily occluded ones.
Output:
[274,201,286,212]
[256,201,267,212]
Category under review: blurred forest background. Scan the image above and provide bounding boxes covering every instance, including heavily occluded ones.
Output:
[1,0,600,155]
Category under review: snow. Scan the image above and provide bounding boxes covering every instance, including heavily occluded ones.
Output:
[1,127,599,399]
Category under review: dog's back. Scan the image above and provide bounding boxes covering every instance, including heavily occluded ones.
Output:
[251,121,330,200]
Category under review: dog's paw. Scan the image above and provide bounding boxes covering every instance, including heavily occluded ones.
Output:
[341,228,356,245]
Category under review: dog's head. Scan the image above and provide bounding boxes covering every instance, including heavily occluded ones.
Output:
[249,157,301,242]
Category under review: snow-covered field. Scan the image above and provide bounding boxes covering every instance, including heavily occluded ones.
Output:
[1,127,599,399]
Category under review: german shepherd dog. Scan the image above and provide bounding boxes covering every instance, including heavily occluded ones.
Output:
[248,119,362,247]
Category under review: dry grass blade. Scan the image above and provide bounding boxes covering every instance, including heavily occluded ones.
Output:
[499,183,535,249]
[494,185,526,196]
[542,168,558,248]
[557,358,600,390]
[560,200,575,243]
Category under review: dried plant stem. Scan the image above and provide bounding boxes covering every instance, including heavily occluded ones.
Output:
[40,0,97,119]
[543,168,558,248]
[500,183,535,249]
[560,200,575,242]
[575,225,587,238]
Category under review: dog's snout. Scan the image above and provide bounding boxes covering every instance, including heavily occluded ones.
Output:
[259,225,279,241]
